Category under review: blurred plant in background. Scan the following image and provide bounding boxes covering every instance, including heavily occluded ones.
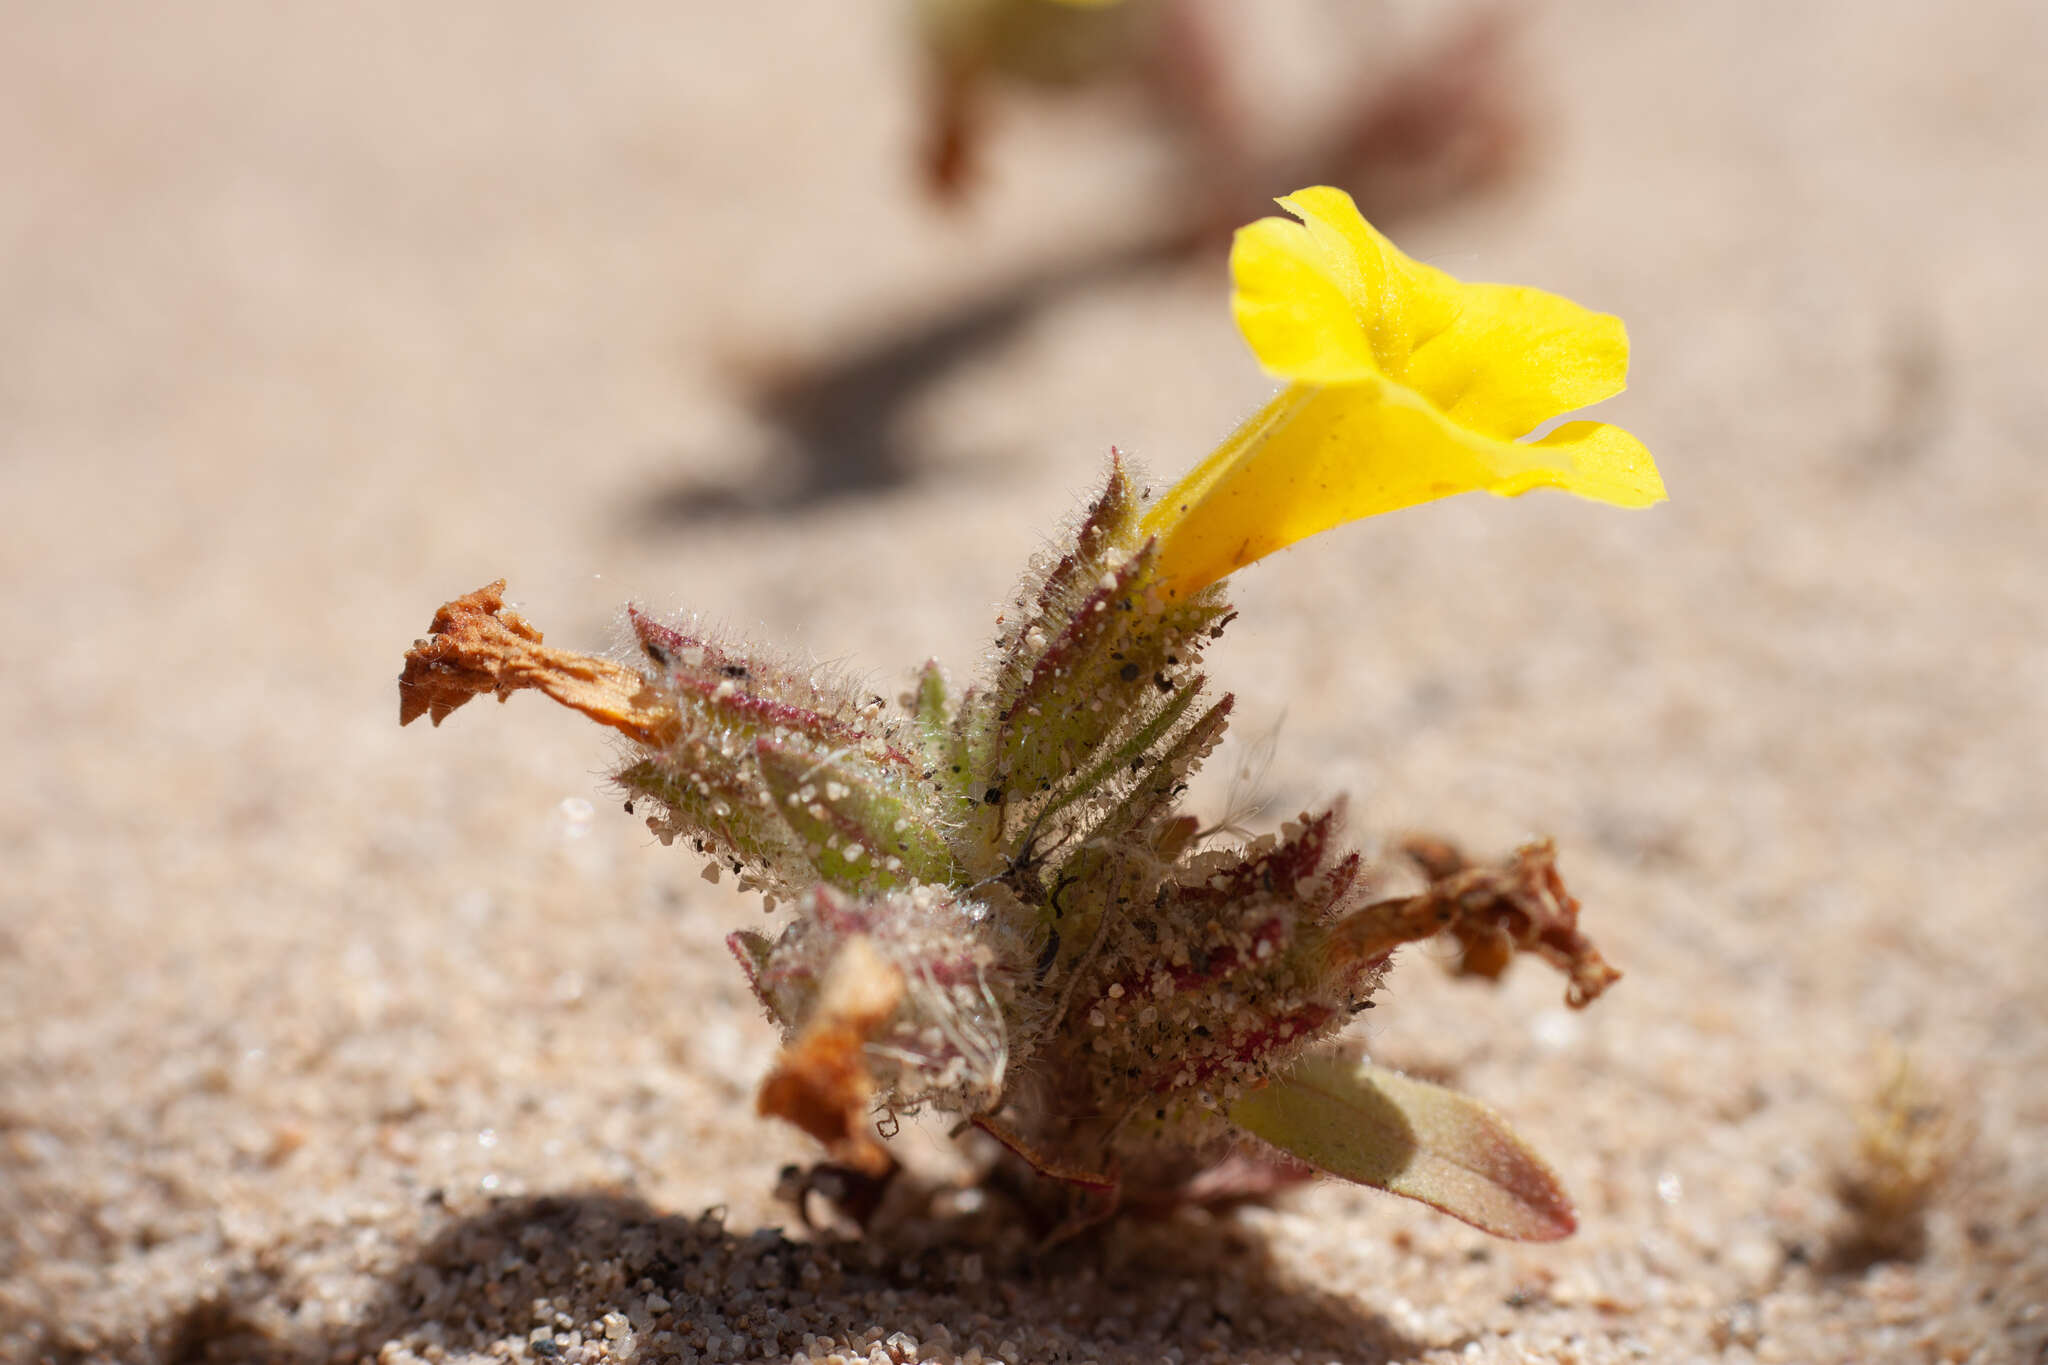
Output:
[913,0,1209,203]
[909,0,1526,226]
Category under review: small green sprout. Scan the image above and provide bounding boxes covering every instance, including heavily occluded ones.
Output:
[400,186,1659,1243]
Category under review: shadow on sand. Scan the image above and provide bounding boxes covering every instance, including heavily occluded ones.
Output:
[630,230,1199,529]
[150,1187,1425,1364]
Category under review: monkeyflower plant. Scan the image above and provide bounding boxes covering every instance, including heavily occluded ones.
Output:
[400,187,1662,1242]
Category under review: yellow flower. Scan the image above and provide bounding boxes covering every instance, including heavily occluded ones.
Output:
[1143,186,1665,600]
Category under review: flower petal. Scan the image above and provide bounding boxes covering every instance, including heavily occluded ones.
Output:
[1143,380,1663,599]
[1229,212,1387,385]
[1231,187,1635,439]
[1518,419,1667,506]
[1400,281,1633,440]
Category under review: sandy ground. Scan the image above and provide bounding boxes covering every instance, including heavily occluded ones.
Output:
[4,2,2045,1362]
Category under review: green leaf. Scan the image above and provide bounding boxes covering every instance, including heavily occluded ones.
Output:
[755,739,958,892]
[908,659,954,761]
[615,755,806,882]
[1228,1046,1575,1241]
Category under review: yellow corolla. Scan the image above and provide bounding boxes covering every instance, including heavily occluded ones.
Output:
[1143,186,1665,600]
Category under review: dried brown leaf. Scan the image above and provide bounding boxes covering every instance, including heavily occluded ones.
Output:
[1329,839,1620,1008]
[398,581,677,746]
[755,938,905,1178]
